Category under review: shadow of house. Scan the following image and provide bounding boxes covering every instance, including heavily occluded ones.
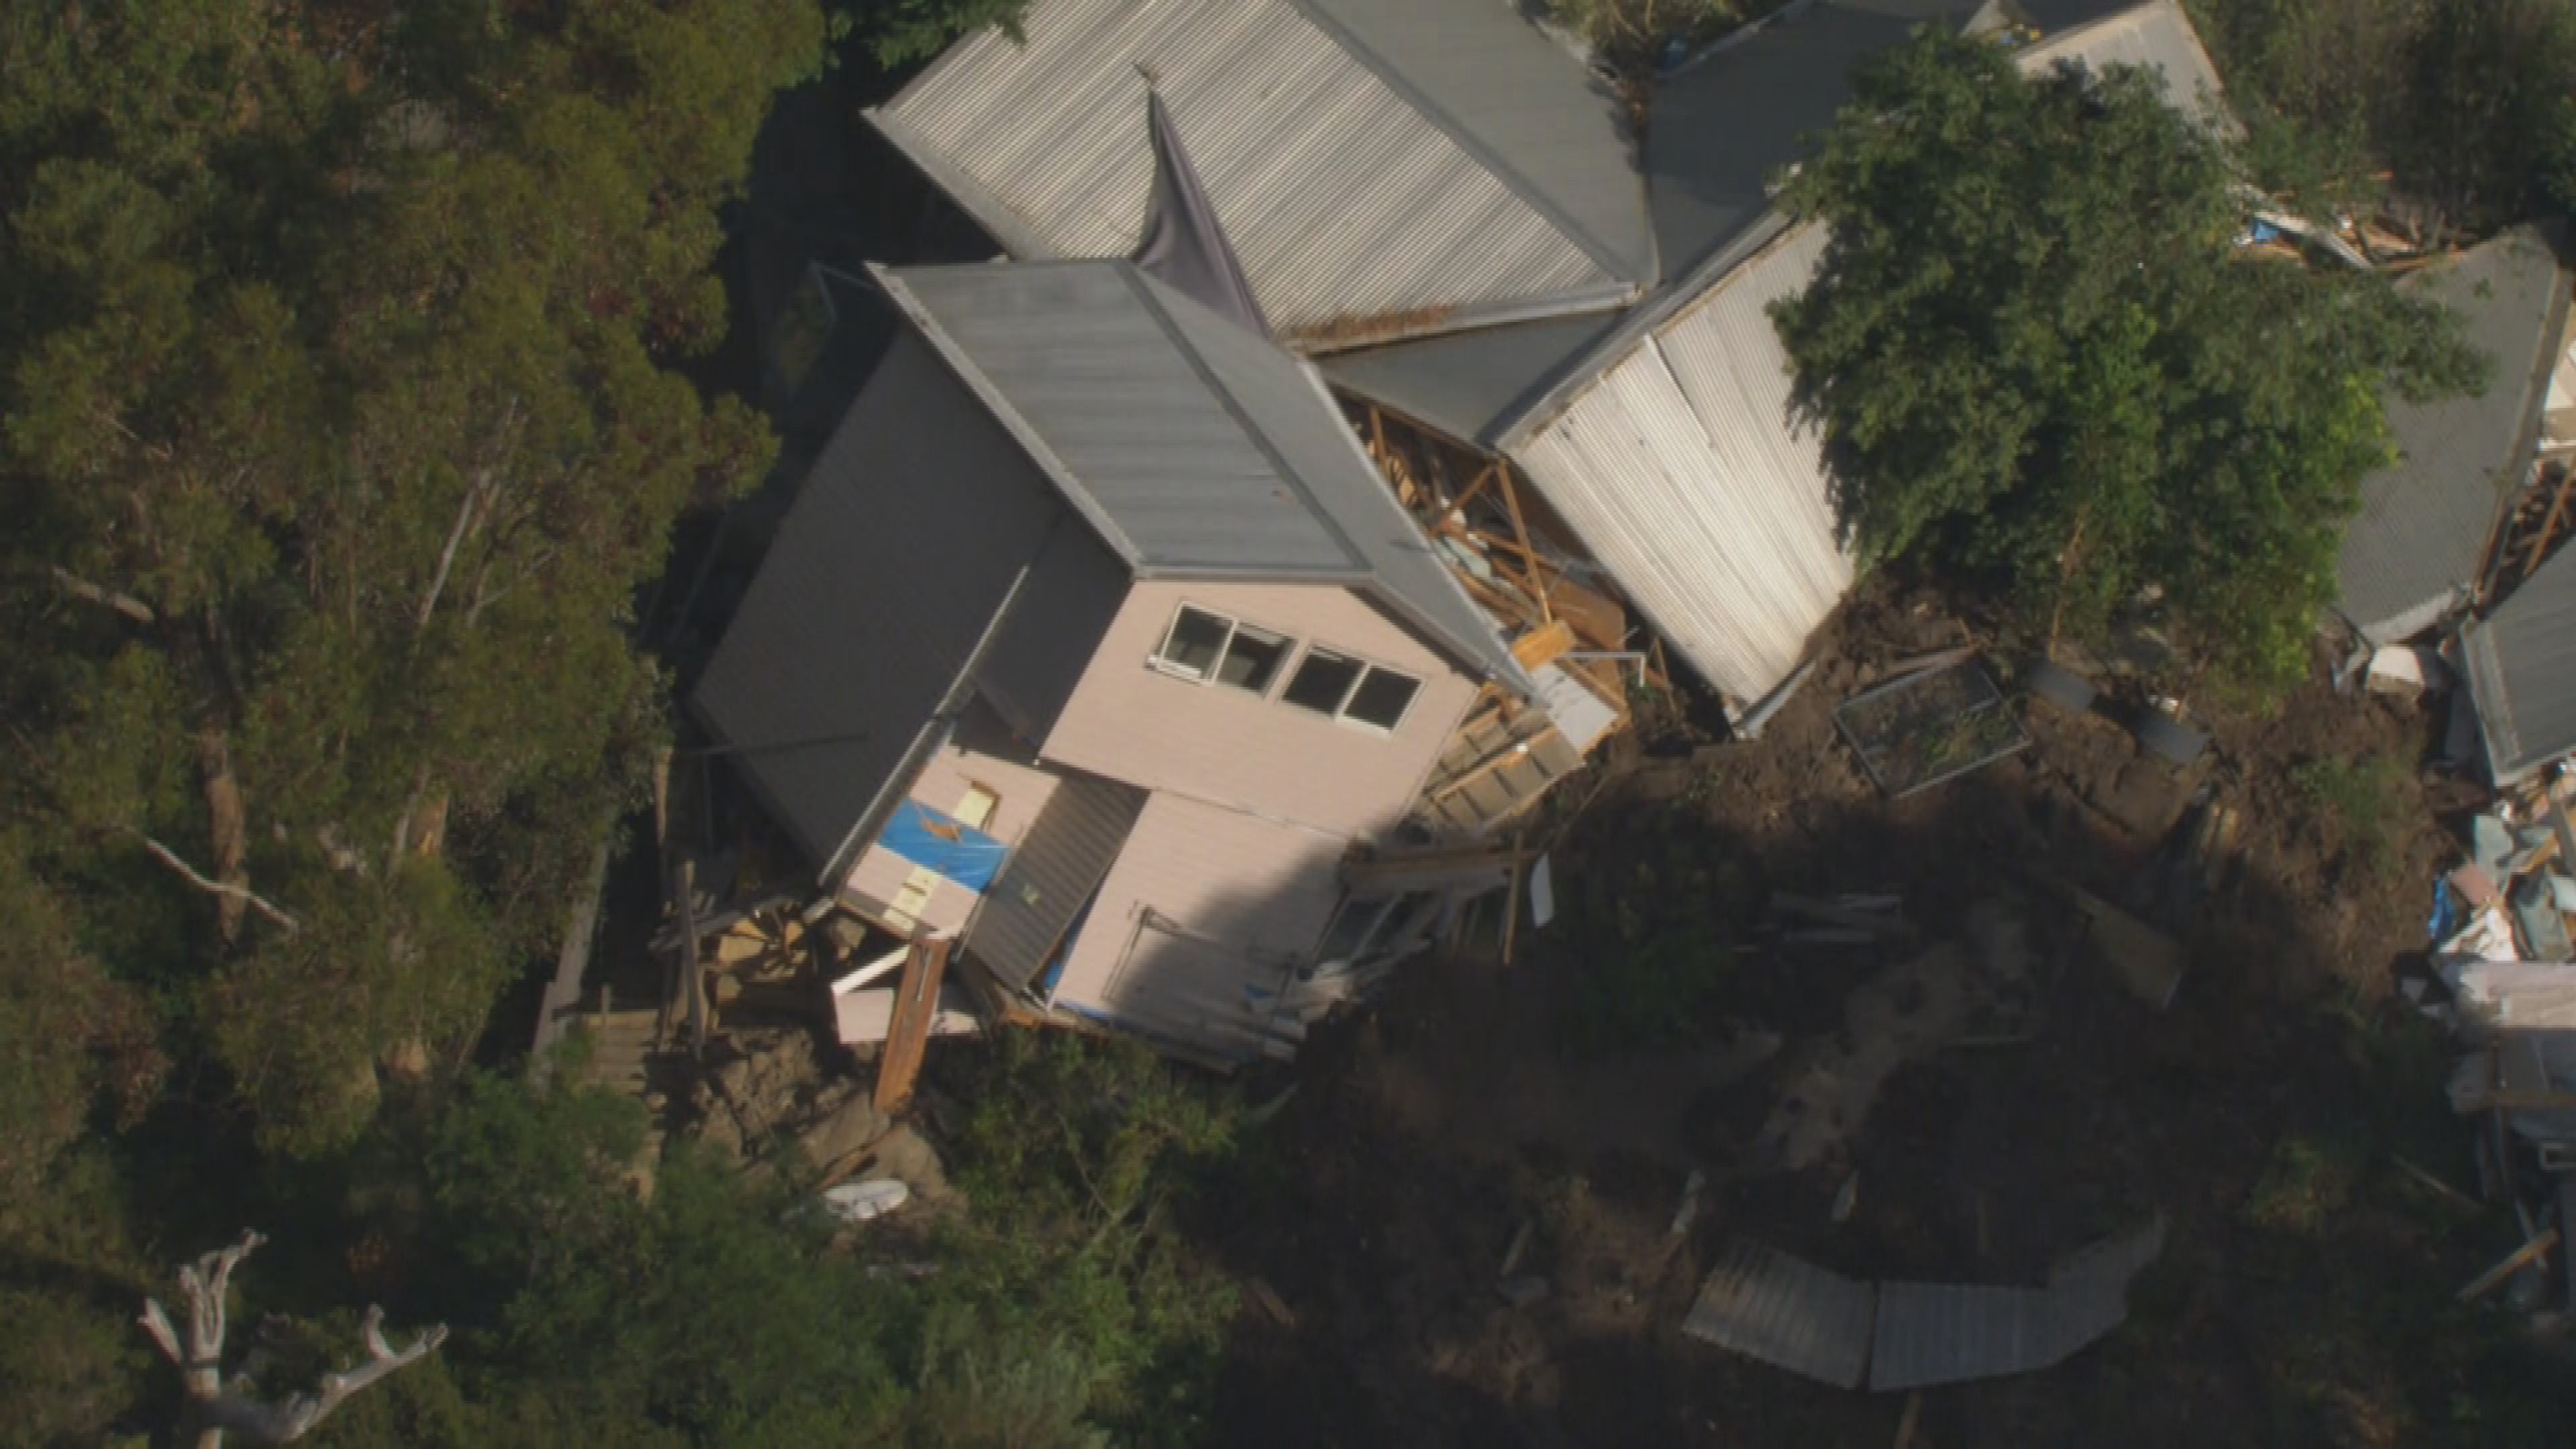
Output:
[692,258,1568,1064]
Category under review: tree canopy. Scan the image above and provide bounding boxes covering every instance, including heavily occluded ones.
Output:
[0,0,823,1160]
[1772,28,2486,690]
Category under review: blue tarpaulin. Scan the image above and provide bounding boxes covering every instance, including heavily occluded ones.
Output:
[880,800,1006,892]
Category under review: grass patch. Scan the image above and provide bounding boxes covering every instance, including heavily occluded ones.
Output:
[1565,924,1739,1054]
[2244,1132,2371,1234]
[2291,753,2410,881]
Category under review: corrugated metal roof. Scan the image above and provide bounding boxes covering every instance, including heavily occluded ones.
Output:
[1869,1283,2057,1391]
[1682,1239,1878,1389]
[2466,541,2576,783]
[884,260,1532,692]
[1327,0,2233,448]
[965,771,1148,989]
[2338,229,2573,638]
[1515,225,1855,703]
[867,0,1648,347]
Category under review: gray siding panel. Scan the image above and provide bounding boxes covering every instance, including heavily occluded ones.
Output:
[965,772,1149,988]
[693,331,1091,866]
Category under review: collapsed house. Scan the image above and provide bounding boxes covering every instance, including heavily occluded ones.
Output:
[873,0,2233,710]
[693,259,1615,1065]
[2328,227,2576,785]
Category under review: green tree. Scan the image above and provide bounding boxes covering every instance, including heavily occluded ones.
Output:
[1772,29,2483,690]
[0,0,823,1155]
[851,0,1031,67]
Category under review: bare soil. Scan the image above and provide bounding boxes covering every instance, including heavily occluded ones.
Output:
[1197,586,2541,1448]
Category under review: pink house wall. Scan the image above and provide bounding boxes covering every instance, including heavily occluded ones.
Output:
[1040,580,1479,838]
[842,743,1062,936]
[1049,790,1346,1046]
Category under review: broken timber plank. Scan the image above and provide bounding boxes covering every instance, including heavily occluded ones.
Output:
[872,935,952,1116]
[2455,1227,2559,1303]
[1513,619,1576,671]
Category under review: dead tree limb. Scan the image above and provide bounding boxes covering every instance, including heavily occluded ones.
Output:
[140,1230,449,1448]
[51,566,157,625]
[131,831,301,936]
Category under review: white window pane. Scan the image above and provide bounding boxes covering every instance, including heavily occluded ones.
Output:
[1155,606,1230,678]
[1216,623,1293,693]
[1345,667,1421,731]
[1283,650,1362,714]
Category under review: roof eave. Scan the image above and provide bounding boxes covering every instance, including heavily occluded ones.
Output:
[866,106,1066,262]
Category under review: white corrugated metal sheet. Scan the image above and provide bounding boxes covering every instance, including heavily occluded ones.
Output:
[1682,1239,1878,1389]
[1514,225,1851,704]
[869,0,1640,346]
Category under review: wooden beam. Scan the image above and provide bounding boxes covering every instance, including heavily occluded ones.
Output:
[1512,619,1576,672]
[2523,466,2575,578]
[1428,726,1563,806]
[1492,466,1553,619]
[2456,1227,2559,1303]
[873,935,952,1116]
[674,859,705,1056]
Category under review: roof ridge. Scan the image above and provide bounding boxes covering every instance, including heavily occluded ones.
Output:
[1114,262,1373,578]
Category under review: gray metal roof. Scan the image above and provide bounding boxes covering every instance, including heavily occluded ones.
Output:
[2337,229,2573,637]
[867,0,1650,348]
[964,770,1147,989]
[1324,0,2228,448]
[1682,1239,1878,1389]
[2465,540,2576,783]
[881,260,1532,692]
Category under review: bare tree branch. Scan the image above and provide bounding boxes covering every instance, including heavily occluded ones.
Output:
[141,1230,447,1446]
[51,566,157,625]
[416,472,487,631]
[131,832,301,936]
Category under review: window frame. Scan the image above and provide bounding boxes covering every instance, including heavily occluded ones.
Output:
[1146,602,1297,698]
[1280,647,1425,735]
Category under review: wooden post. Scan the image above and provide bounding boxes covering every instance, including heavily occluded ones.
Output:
[674,859,705,1057]
[873,935,952,1116]
[1493,466,1553,620]
[1500,837,1525,967]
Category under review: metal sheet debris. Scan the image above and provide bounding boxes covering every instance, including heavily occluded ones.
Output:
[1687,1218,2167,1392]
[1682,1240,1878,1389]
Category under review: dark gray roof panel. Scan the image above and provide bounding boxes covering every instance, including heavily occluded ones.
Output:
[694,330,1079,864]
[886,260,1530,690]
[885,262,1362,578]
[965,771,1148,988]
[2467,542,2576,783]
[1648,2,1935,278]
[1299,0,1654,286]
[2337,229,2572,636]
[1320,309,1632,449]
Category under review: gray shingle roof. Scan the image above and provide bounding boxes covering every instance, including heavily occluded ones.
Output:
[2337,229,2573,637]
[2466,541,2576,784]
[881,260,1532,692]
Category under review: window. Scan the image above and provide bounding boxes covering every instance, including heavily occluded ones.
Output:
[1283,649,1423,733]
[1150,604,1295,695]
